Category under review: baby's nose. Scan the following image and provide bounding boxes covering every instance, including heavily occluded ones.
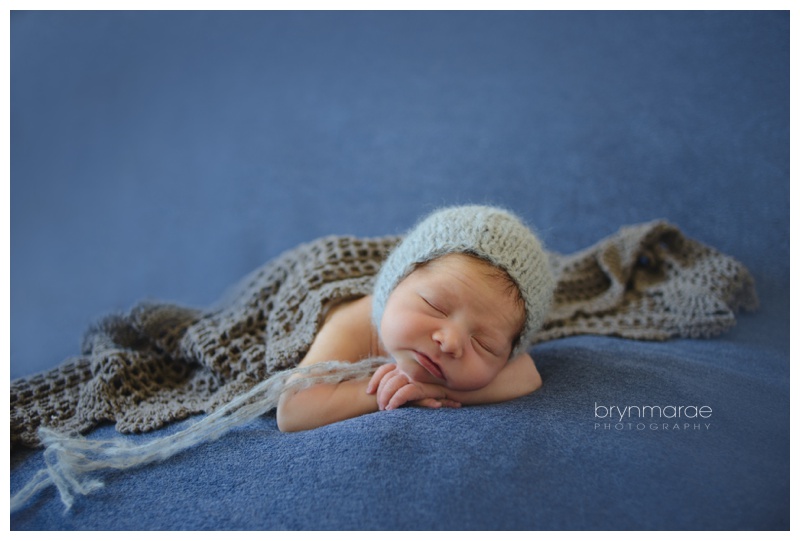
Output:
[433,327,462,358]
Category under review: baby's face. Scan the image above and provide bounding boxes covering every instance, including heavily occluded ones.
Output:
[379,253,524,391]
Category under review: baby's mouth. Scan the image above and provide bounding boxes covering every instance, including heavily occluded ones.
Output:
[414,351,444,380]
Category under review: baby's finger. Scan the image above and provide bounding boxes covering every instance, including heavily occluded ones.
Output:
[375,369,392,399]
[377,374,411,410]
[413,398,443,409]
[369,363,399,396]
[386,384,425,411]
[438,399,462,409]
[366,363,395,394]
[376,369,409,407]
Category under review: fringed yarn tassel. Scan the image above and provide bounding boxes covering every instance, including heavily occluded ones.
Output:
[11,358,388,513]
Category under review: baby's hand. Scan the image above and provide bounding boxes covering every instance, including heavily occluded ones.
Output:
[366,363,461,411]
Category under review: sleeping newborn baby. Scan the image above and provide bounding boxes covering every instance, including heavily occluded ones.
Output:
[277,205,556,431]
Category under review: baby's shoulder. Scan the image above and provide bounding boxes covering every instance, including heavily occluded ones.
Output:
[323,295,373,329]
[302,295,376,365]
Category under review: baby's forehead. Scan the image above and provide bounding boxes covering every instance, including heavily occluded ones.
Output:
[417,253,520,292]
[412,253,526,334]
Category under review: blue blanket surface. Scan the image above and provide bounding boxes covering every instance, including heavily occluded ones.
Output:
[10,10,788,530]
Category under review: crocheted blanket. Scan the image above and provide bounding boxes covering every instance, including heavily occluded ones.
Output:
[11,221,758,448]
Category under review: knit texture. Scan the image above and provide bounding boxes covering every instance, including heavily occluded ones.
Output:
[10,220,758,448]
[372,206,555,357]
[10,357,389,512]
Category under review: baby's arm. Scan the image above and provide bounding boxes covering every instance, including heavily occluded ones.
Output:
[369,352,542,411]
[277,377,378,432]
[276,297,380,432]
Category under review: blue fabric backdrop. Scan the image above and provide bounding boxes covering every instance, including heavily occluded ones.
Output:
[10,10,789,530]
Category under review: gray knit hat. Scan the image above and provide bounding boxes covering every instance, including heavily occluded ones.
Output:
[372,205,555,357]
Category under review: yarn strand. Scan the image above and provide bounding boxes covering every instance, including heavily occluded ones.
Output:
[10,358,387,513]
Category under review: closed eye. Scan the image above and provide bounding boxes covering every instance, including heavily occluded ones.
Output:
[472,337,499,357]
[421,296,446,316]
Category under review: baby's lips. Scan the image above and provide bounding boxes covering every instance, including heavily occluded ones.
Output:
[414,351,445,380]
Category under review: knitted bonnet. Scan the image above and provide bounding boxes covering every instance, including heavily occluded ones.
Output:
[372,205,555,357]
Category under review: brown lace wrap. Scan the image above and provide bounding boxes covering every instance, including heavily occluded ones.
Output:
[11,221,758,448]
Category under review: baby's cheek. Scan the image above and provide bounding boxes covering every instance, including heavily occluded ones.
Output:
[379,319,401,349]
[453,363,502,391]
[383,313,420,345]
